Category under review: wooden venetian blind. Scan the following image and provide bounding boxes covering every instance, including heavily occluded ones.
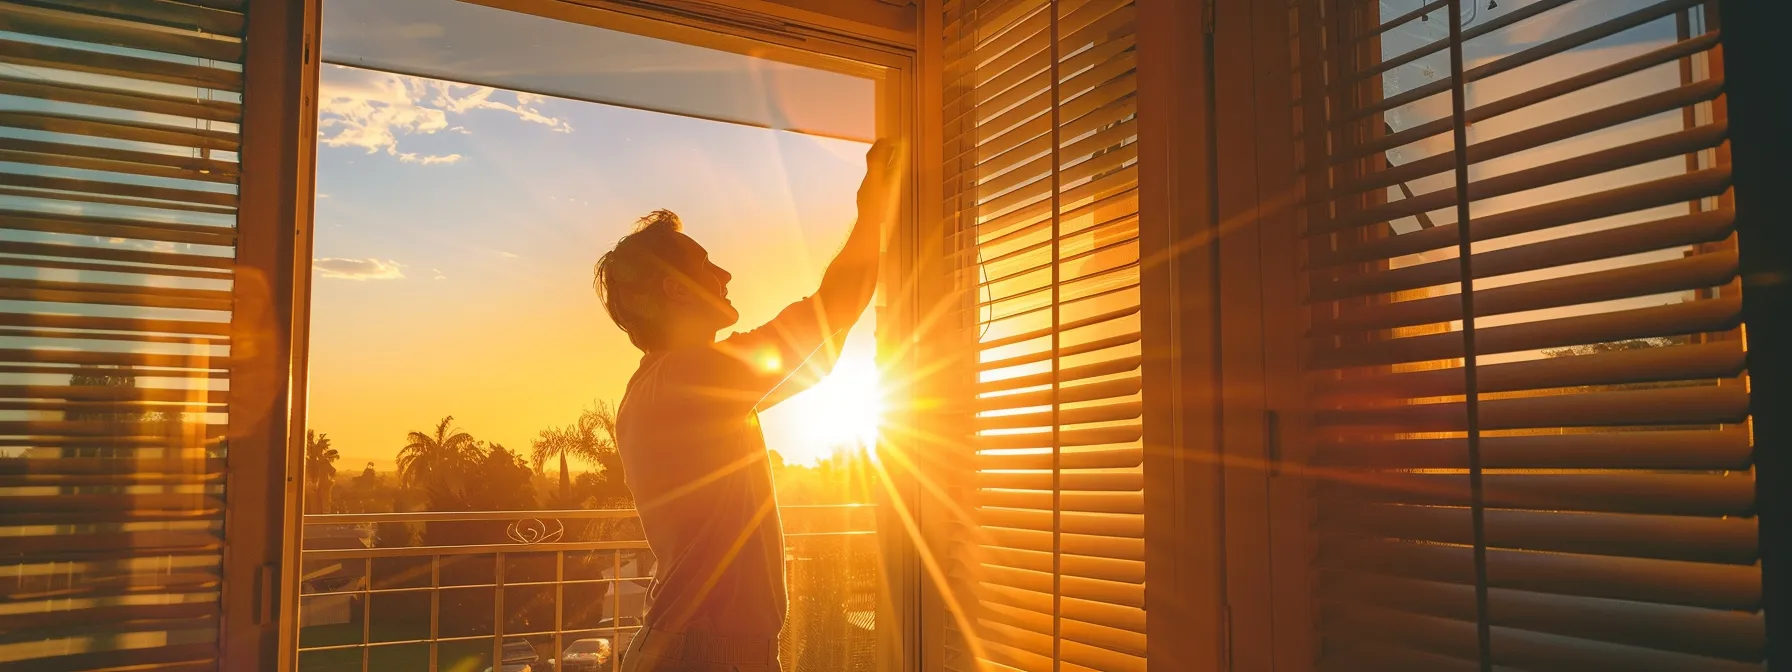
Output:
[941,0,1145,670]
[1293,0,1760,668]
[0,1,243,670]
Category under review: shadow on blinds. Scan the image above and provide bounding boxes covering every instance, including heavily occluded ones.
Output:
[1297,0,1758,669]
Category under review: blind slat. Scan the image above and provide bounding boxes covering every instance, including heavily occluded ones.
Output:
[1318,471,1754,517]
[0,208,236,246]
[981,582,1147,633]
[1313,429,1752,471]
[977,469,1142,491]
[0,2,242,60]
[1312,122,1728,237]
[1312,208,1734,303]
[21,0,246,35]
[1319,602,1763,671]
[978,446,1141,472]
[982,600,1145,657]
[1309,167,1731,270]
[1315,383,1751,432]
[977,399,1142,430]
[0,72,240,122]
[979,525,1145,560]
[979,564,1144,608]
[1313,340,1746,403]
[0,109,239,150]
[1331,77,1723,202]
[1315,249,1738,335]
[1320,504,1758,564]
[1347,29,1722,164]
[977,488,1141,515]
[1320,570,1766,663]
[977,423,1142,450]
[0,170,237,207]
[0,136,239,183]
[1311,295,1741,369]
[1320,538,1760,611]
[0,37,242,90]
[978,507,1144,539]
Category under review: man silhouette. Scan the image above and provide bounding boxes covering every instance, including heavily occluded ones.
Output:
[595,141,900,671]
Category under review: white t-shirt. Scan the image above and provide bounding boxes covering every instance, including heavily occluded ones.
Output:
[615,297,831,637]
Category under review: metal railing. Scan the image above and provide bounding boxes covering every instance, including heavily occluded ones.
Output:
[296,505,878,672]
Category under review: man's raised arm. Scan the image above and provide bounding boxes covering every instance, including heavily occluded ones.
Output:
[711,140,906,409]
[812,139,903,333]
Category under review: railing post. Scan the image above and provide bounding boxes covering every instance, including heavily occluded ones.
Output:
[494,551,507,670]
[430,554,441,670]
[361,557,372,672]
[556,548,565,672]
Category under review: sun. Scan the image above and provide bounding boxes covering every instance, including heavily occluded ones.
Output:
[759,350,882,465]
[808,354,883,451]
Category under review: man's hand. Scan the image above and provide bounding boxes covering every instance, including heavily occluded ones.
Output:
[857,139,904,230]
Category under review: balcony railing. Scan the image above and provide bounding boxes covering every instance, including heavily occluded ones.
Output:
[296,505,878,672]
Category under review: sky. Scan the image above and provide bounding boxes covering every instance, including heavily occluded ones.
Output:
[306,63,878,470]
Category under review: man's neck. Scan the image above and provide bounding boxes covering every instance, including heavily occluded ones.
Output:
[656,328,717,351]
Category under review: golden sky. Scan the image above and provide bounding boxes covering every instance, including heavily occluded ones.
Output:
[307,65,876,471]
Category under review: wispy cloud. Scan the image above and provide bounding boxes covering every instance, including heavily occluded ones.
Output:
[317,66,573,165]
[315,257,405,280]
[497,251,520,259]
[399,152,462,165]
[433,84,573,134]
[433,268,447,280]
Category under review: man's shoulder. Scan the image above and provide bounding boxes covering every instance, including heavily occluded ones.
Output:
[627,346,756,404]
[642,344,724,373]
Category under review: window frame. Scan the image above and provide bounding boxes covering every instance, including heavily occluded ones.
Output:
[268,1,927,670]
[235,0,324,669]
[1714,0,1792,660]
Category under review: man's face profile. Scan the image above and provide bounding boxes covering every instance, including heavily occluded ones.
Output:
[662,231,739,333]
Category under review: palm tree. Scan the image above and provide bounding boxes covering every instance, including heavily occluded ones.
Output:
[304,430,339,513]
[396,415,481,493]
[530,426,577,504]
[531,401,622,506]
[580,401,627,503]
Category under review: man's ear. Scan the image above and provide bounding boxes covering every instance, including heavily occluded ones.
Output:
[661,274,689,303]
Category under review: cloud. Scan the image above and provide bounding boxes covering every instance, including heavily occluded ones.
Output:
[317,67,573,164]
[497,251,519,258]
[398,152,462,165]
[315,257,405,280]
[432,83,573,134]
[432,268,447,281]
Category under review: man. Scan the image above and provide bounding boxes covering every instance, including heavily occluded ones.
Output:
[594,141,901,671]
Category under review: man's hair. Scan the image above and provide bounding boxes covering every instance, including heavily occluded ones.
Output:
[595,209,687,350]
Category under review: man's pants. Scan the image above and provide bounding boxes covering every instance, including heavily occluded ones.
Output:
[620,627,781,672]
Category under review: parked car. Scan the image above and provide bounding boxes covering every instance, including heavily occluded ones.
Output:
[558,637,612,672]
[482,637,543,672]
[560,617,643,671]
